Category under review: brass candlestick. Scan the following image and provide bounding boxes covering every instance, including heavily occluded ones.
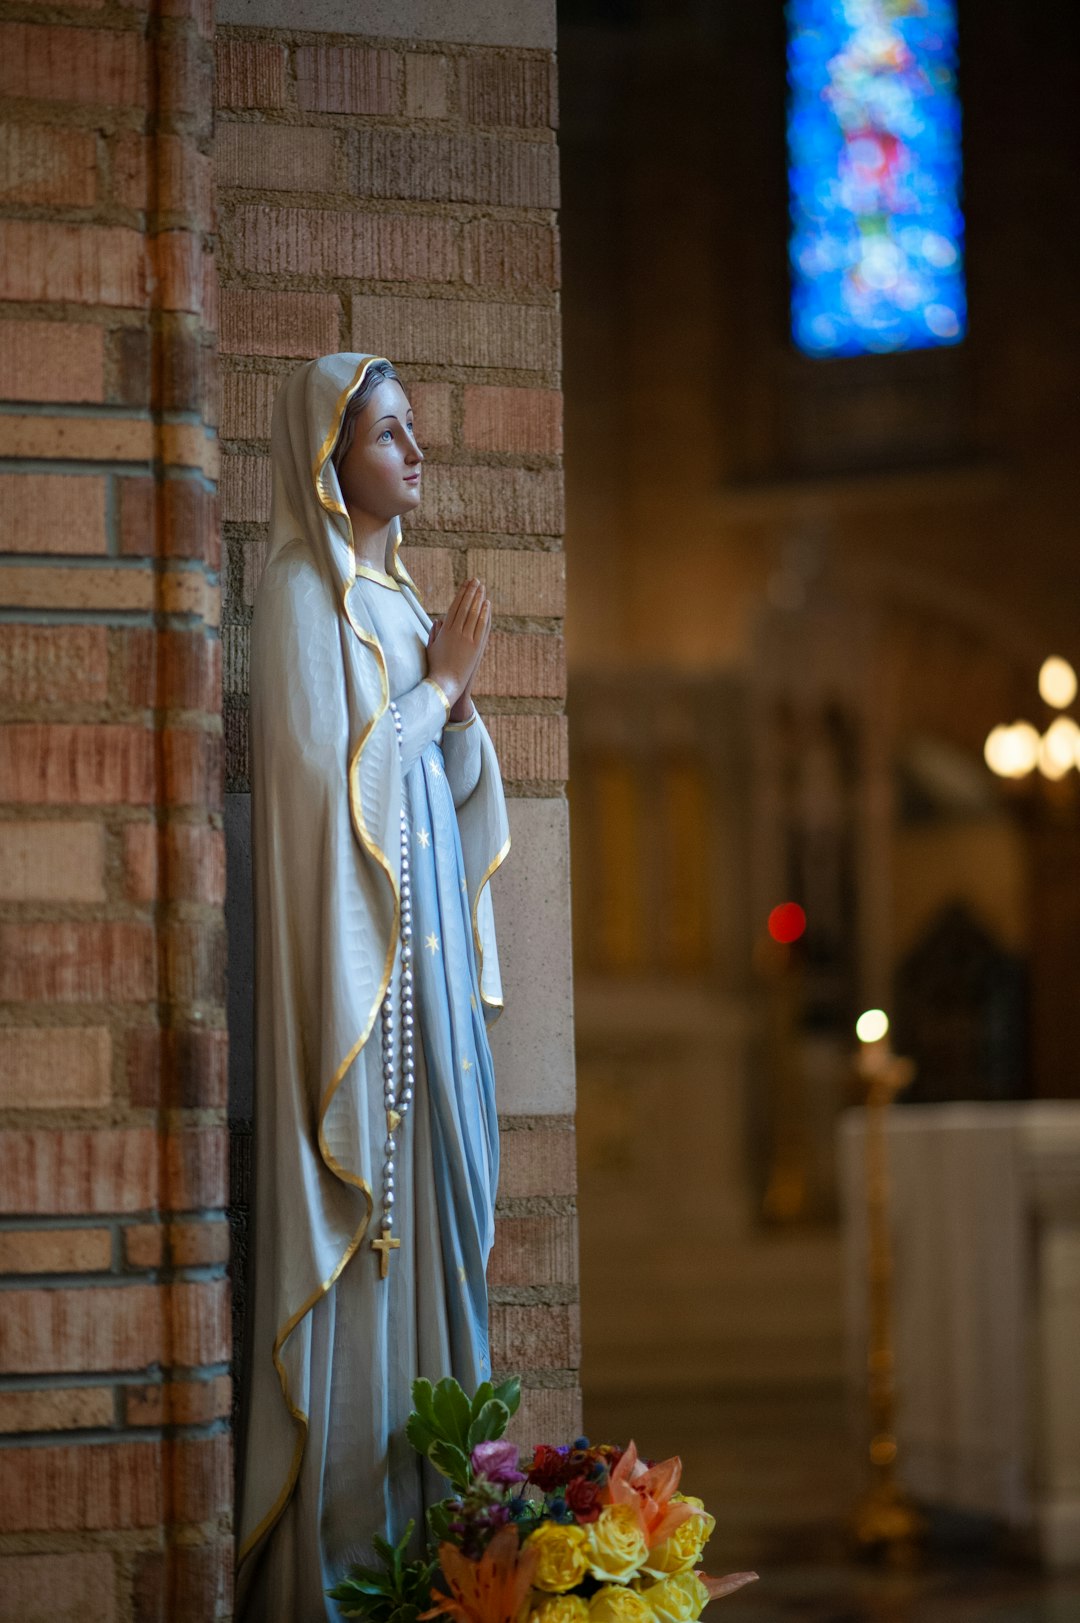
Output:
[851,1012,925,1557]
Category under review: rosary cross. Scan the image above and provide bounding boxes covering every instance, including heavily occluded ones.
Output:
[371,1226,400,1279]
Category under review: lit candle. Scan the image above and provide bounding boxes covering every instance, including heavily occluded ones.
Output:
[855,1008,892,1076]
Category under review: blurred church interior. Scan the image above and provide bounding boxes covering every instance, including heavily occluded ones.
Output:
[559,1,1080,1614]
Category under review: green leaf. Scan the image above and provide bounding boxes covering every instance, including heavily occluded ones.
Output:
[428,1437,472,1489]
[427,1497,456,1545]
[412,1378,439,1429]
[432,1378,471,1451]
[492,1377,521,1419]
[466,1399,509,1450]
[406,1412,439,1459]
[468,1380,495,1422]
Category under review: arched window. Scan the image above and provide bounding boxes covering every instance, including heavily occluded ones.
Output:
[787,1,966,358]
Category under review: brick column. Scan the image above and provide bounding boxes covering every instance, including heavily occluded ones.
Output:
[0,2,228,1619]
[214,12,579,1442]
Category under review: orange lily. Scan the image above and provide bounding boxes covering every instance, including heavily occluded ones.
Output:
[419,1527,540,1623]
[602,1441,697,1548]
[699,1570,759,1601]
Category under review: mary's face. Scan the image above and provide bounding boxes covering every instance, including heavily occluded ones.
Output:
[335,379,423,522]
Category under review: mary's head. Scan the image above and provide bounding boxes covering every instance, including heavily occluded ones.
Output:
[330,358,424,525]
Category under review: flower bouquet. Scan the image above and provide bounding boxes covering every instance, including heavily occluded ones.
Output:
[329,1377,757,1623]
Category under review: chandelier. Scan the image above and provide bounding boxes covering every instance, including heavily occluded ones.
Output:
[984,658,1080,782]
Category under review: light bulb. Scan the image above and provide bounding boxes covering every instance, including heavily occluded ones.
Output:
[1039,656,1077,710]
[856,1009,890,1045]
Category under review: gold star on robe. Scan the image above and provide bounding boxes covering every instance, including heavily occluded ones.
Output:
[416,827,431,849]
[428,757,442,778]
[425,931,440,954]
[461,1056,473,1074]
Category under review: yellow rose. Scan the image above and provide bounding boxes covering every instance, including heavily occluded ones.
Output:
[588,1586,654,1623]
[586,1504,649,1583]
[526,1522,592,1593]
[639,1573,710,1623]
[529,1594,591,1623]
[642,1498,715,1578]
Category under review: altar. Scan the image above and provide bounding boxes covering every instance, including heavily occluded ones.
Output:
[839,1102,1080,1568]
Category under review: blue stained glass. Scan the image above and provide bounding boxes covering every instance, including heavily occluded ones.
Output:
[786,0,967,358]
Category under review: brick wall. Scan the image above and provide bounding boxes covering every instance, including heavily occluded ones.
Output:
[0,1,228,1619]
[214,22,580,1444]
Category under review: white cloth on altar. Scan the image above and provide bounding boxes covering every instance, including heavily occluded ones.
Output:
[234,354,510,1620]
[839,1104,1031,1522]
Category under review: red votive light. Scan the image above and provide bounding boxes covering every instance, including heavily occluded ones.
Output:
[767,902,806,944]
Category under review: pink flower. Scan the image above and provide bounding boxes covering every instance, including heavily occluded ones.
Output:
[471,1440,527,1485]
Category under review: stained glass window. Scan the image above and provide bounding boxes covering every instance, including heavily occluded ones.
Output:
[786,0,966,358]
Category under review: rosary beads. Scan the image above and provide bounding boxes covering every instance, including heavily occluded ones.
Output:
[371,700,415,1279]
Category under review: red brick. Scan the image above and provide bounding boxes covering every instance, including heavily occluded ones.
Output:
[0,1552,116,1622]
[165,1127,227,1208]
[0,1227,112,1275]
[162,726,223,809]
[352,293,559,373]
[124,1223,164,1268]
[474,632,565,698]
[463,385,562,453]
[405,52,450,118]
[220,289,340,358]
[118,474,220,566]
[120,627,221,711]
[215,37,286,108]
[459,54,558,129]
[172,1434,232,1522]
[0,23,147,107]
[0,472,108,555]
[157,33,211,124]
[215,122,340,193]
[294,44,399,114]
[169,1217,230,1265]
[111,131,211,217]
[152,229,206,316]
[355,129,559,209]
[133,1540,233,1621]
[418,466,564,536]
[226,203,459,283]
[0,1387,114,1436]
[488,1214,579,1286]
[466,547,565,615]
[0,1127,158,1215]
[0,1440,162,1531]
[162,918,227,1003]
[3,563,153,615]
[222,367,279,440]
[407,381,453,449]
[0,725,154,805]
[0,414,151,463]
[0,1028,113,1111]
[508,1386,583,1450]
[0,125,96,206]
[0,921,156,1002]
[126,1025,228,1109]
[401,546,456,612]
[485,714,568,782]
[489,1303,579,1370]
[125,1371,230,1427]
[0,221,146,307]
[462,219,560,291]
[1,1284,159,1374]
[498,1120,577,1195]
[0,626,108,704]
[0,821,107,903]
[0,321,104,404]
[0,1280,228,1374]
[220,451,270,523]
[122,823,224,903]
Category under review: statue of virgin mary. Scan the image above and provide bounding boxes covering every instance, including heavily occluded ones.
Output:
[235,352,510,1621]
